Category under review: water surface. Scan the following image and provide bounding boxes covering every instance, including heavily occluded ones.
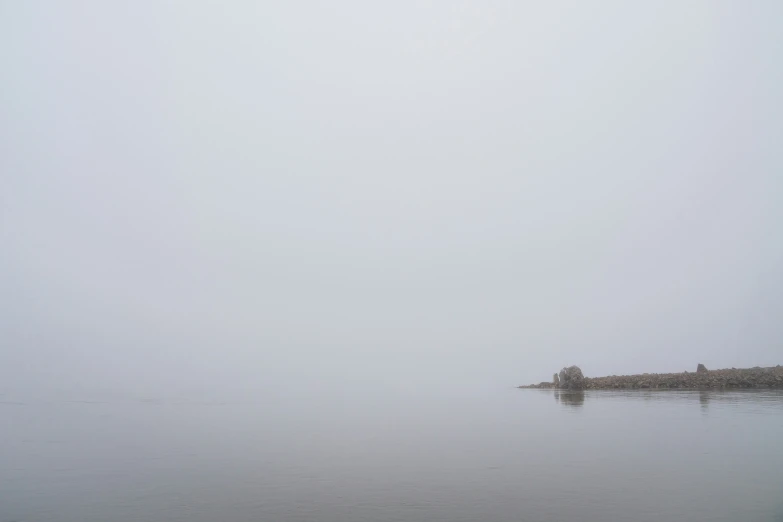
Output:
[2,387,782,521]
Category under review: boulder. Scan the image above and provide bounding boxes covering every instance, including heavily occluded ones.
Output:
[697,364,708,373]
[558,365,585,390]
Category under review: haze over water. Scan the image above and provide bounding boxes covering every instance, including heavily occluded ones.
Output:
[3,2,783,521]
[3,387,783,522]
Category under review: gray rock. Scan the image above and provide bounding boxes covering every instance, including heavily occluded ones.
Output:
[697,364,708,373]
[558,365,585,390]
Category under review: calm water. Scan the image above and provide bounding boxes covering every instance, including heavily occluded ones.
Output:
[2,387,783,522]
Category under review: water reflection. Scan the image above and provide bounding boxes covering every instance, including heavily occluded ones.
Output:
[554,390,585,407]
[546,389,783,413]
[699,391,711,410]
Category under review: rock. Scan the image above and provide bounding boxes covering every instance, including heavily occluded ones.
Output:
[553,373,560,387]
[558,365,585,390]
[697,364,708,373]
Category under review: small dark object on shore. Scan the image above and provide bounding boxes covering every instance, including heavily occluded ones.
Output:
[697,364,708,373]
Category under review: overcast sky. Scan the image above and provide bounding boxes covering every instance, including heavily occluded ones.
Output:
[2,1,782,398]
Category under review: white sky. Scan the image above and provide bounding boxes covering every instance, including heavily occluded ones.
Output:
[2,1,782,397]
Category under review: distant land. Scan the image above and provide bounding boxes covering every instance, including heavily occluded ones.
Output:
[520,364,783,390]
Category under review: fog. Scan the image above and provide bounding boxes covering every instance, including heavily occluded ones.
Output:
[2,1,782,400]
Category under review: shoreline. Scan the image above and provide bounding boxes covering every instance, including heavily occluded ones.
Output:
[519,365,783,390]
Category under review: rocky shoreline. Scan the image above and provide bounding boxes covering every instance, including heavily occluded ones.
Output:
[520,364,783,390]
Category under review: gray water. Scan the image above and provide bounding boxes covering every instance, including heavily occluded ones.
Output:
[2,388,783,522]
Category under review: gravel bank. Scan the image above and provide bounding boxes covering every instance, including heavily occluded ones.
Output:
[520,365,783,389]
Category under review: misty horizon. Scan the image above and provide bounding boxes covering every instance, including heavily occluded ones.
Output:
[2,1,782,401]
